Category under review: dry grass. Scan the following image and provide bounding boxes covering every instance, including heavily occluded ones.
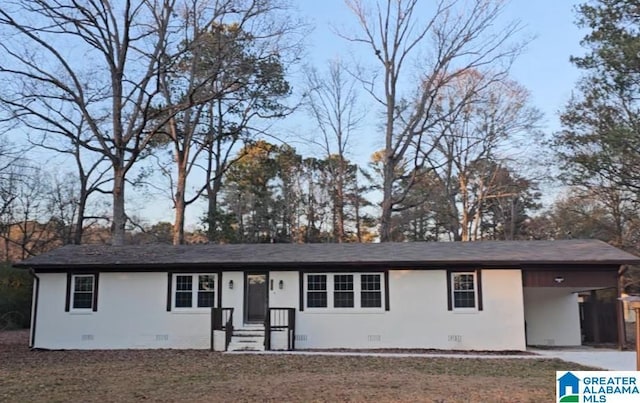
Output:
[0,330,595,402]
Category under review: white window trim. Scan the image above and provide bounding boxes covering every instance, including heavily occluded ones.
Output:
[304,273,384,312]
[172,273,217,312]
[70,274,95,312]
[451,271,478,312]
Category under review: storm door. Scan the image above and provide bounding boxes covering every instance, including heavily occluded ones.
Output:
[245,272,268,323]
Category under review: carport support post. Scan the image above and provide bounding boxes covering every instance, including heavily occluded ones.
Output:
[620,295,640,370]
[617,273,627,351]
[636,307,640,371]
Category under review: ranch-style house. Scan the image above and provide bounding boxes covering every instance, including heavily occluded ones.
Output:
[14,239,640,352]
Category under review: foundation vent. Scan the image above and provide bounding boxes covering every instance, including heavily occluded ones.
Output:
[368,335,381,342]
[81,334,94,341]
[448,335,462,343]
[155,334,169,341]
[295,334,307,342]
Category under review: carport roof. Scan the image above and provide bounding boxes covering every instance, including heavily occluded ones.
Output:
[13,239,640,271]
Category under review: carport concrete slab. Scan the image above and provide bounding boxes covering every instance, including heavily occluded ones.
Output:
[531,348,637,371]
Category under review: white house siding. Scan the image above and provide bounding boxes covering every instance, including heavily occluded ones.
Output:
[33,269,526,350]
[268,271,298,309]
[290,269,526,351]
[523,287,582,346]
[33,272,212,350]
[221,271,244,329]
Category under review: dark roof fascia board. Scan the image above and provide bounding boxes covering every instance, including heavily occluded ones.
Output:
[520,264,622,271]
[26,262,394,273]
[22,261,626,273]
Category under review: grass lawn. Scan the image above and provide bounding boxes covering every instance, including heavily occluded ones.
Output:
[0,330,595,402]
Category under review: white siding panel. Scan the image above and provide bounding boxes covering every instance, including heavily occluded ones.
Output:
[34,269,526,350]
[35,272,211,349]
[523,287,581,346]
[294,269,526,351]
[221,271,244,329]
[268,271,298,309]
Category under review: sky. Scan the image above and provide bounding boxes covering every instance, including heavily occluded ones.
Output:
[291,0,586,145]
[140,0,589,227]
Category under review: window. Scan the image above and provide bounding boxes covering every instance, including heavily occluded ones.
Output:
[361,274,382,308]
[173,274,217,309]
[73,275,95,309]
[305,273,384,310]
[334,275,354,308]
[307,275,327,308]
[453,273,475,308]
[175,275,193,307]
[452,272,477,309]
[198,275,215,307]
[66,273,98,312]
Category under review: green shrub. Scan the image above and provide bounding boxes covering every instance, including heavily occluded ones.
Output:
[0,264,33,329]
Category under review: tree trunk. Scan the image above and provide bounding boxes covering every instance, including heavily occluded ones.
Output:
[459,175,470,242]
[172,135,190,245]
[472,178,485,241]
[206,177,223,242]
[111,165,126,246]
[173,167,187,245]
[335,160,345,243]
[354,193,362,243]
[73,185,88,245]
[460,212,469,241]
[508,198,516,240]
[447,188,462,241]
[379,157,395,242]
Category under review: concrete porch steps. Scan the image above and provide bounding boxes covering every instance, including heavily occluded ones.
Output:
[227,327,265,352]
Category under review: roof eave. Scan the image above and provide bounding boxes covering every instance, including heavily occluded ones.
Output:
[17,259,638,272]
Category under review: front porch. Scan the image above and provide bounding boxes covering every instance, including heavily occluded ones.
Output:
[211,307,296,352]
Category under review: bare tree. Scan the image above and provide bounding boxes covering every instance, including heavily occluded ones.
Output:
[342,0,524,241]
[0,140,20,221]
[427,73,542,240]
[0,140,31,260]
[46,165,111,245]
[305,59,365,242]
[0,0,220,245]
[153,0,300,244]
[0,167,19,262]
[28,128,112,244]
[0,165,60,261]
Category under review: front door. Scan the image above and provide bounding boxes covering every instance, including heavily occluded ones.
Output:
[245,272,268,323]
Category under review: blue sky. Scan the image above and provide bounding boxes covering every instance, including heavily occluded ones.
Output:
[162,0,589,226]
[0,0,591,230]
[498,0,585,127]
[289,0,586,157]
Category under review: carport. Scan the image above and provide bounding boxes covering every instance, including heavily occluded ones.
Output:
[523,266,623,347]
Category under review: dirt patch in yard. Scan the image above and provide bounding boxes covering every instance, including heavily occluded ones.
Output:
[299,348,536,355]
[0,329,28,345]
[0,330,595,402]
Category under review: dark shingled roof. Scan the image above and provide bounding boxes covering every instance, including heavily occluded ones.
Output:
[13,239,640,271]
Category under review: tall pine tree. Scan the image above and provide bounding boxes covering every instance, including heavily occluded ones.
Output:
[556,0,640,196]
